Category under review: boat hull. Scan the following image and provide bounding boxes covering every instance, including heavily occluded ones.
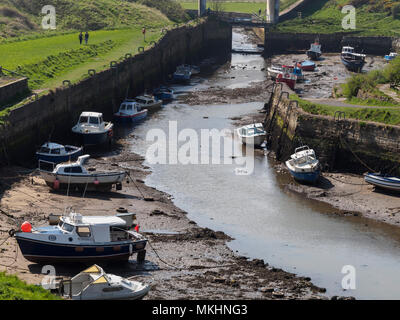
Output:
[15,236,147,264]
[341,56,366,72]
[307,50,321,61]
[288,168,320,184]
[365,173,400,191]
[239,134,266,147]
[114,110,147,123]
[36,149,83,164]
[39,171,126,189]
[276,77,296,90]
[73,130,112,146]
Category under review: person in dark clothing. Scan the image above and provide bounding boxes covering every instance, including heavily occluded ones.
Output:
[84,31,89,44]
[79,32,83,44]
[259,9,262,16]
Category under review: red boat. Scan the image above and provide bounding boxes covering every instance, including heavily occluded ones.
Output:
[276,67,296,90]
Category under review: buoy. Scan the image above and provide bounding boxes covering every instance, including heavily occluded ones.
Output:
[21,221,32,233]
[53,179,60,190]
[134,225,140,232]
[94,179,100,185]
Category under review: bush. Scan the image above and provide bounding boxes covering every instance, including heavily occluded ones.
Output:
[392,4,400,19]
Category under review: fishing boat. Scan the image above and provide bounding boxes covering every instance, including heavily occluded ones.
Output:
[14,211,147,264]
[153,86,174,101]
[173,65,192,82]
[38,154,126,191]
[307,42,322,61]
[384,52,398,62]
[71,112,113,146]
[276,69,296,90]
[283,64,304,82]
[114,100,147,123]
[134,95,162,113]
[60,264,150,300]
[36,142,83,164]
[267,65,283,80]
[341,46,366,72]
[236,123,266,147]
[297,60,316,71]
[285,146,320,184]
[364,173,400,191]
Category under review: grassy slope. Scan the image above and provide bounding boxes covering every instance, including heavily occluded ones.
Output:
[0,272,60,300]
[177,0,299,13]
[291,94,400,126]
[0,0,172,92]
[274,0,400,36]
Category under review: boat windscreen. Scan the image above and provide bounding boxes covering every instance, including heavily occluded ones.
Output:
[79,116,88,123]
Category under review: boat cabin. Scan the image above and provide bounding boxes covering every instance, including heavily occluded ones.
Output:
[342,46,366,59]
[57,212,137,243]
[309,43,321,53]
[239,123,265,136]
[78,112,104,127]
[134,95,157,106]
[38,143,69,156]
[118,100,142,114]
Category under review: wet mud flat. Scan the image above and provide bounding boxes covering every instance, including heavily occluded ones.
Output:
[0,136,328,300]
[267,53,387,99]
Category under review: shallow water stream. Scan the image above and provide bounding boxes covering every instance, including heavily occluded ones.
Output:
[128,29,400,299]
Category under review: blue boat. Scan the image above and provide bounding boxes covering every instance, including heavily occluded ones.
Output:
[173,65,192,82]
[365,173,400,191]
[341,46,366,73]
[153,86,174,101]
[14,212,147,264]
[285,146,320,184]
[384,52,398,62]
[114,100,147,123]
[72,112,114,146]
[297,60,316,71]
[36,142,83,164]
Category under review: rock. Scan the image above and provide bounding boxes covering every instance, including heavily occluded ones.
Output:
[213,277,226,284]
[260,287,274,293]
[331,295,338,300]
[252,259,265,267]
[272,291,285,298]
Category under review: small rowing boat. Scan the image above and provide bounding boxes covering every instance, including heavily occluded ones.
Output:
[365,173,400,191]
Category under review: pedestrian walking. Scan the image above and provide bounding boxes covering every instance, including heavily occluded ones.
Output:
[142,27,146,42]
[259,8,262,16]
[85,31,89,44]
[79,32,83,45]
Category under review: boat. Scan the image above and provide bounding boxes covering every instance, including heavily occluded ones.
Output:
[114,99,147,123]
[384,52,398,62]
[341,46,366,72]
[38,154,127,191]
[307,42,322,61]
[14,211,147,264]
[276,68,296,90]
[285,146,320,184]
[71,112,113,146]
[134,95,162,113]
[297,60,316,71]
[267,65,283,80]
[364,173,400,191]
[236,123,266,147]
[36,142,83,164]
[283,64,304,82]
[173,65,192,82]
[153,86,174,101]
[60,264,150,300]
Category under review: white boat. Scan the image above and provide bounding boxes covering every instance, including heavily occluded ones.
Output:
[134,95,162,113]
[114,100,147,123]
[71,112,113,146]
[60,264,150,300]
[39,154,127,190]
[14,211,147,264]
[365,173,400,191]
[236,123,266,147]
[285,146,320,184]
[267,65,283,80]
